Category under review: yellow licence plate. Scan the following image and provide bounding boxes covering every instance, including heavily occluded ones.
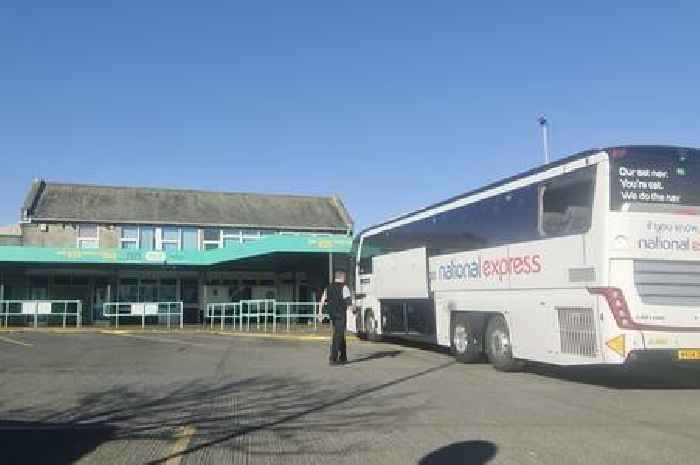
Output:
[678,349,700,360]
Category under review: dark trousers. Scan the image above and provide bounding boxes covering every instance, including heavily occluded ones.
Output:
[330,318,347,362]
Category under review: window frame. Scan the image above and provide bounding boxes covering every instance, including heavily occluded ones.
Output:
[202,228,222,250]
[241,229,262,243]
[139,226,156,251]
[159,227,180,252]
[222,229,241,247]
[77,223,99,249]
[119,226,139,250]
[181,227,199,251]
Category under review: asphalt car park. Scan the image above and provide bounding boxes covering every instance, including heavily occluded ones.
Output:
[1,330,700,465]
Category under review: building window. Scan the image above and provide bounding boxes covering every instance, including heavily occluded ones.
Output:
[119,278,139,302]
[120,226,139,249]
[241,229,263,243]
[139,279,158,302]
[220,228,274,247]
[161,227,180,252]
[223,237,239,248]
[222,229,241,248]
[140,227,155,251]
[180,279,199,304]
[77,224,99,249]
[202,228,221,250]
[162,242,178,252]
[159,279,177,301]
[182,228,198,251]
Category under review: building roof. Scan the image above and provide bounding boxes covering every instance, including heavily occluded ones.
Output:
[22,180,353,232]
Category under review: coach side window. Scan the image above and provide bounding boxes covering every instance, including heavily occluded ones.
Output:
[539,166,595,237]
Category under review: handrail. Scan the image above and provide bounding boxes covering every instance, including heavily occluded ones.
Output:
[103,301,183,329]
[206,300,329,332]
[0,300,82,328]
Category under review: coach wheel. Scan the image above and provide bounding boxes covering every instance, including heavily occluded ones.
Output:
[485,314,524,372]
[365,310,381,342]
[451,313,482,363]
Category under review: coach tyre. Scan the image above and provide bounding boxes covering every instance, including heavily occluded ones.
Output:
[451,313,481,363]
[485,314,524,372]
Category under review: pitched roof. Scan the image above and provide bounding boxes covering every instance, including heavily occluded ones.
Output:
[22,180,353,232]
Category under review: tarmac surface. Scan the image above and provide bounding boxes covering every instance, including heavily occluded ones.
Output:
[1,329,700,465]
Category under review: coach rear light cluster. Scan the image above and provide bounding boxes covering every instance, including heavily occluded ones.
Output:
[588,287,638,330]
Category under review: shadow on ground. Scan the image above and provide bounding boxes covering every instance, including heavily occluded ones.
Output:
[379,336,452,355]
[1,360,454,464]
[376,336,700,389]
[418,440,498,465]
[344,349,403,365]
[0,421,116,465]
[526,363,700,389]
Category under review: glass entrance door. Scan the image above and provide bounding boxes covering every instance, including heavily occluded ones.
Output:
[93,284,108,322]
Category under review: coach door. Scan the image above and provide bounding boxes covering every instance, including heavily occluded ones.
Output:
[382,300,406,333]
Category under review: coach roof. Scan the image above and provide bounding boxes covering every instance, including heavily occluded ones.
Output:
[359,145,698,237]
[22,180,353,232]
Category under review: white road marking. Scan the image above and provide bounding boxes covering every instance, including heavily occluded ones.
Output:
[0,335,32,347]
[105,332,216,349]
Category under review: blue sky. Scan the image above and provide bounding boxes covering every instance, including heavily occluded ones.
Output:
[2,2,699,230]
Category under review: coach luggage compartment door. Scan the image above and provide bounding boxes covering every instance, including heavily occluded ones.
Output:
[507,235,599,364]
[373,248,433,339]
[372,247,430,300]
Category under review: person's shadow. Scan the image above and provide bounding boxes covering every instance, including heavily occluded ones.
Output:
[344,350,403,365]
[418,440,497,465]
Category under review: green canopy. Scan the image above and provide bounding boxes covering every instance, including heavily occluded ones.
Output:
[0,234,352,266]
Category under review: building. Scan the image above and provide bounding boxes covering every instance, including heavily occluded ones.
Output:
[0,180,353,323]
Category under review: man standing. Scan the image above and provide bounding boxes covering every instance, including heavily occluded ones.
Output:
[318,270,352,365]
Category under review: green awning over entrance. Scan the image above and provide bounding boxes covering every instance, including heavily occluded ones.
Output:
[0,234,352,266]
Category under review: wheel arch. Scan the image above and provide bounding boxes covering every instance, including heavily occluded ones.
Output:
[449,310,500,353]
